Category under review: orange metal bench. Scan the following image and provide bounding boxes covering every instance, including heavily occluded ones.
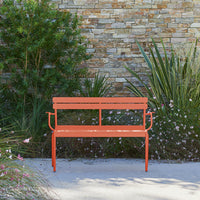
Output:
[47,97,153,172]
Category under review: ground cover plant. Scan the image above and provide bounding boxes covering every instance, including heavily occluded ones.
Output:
[125,39,200,161]
[0,119,51,199]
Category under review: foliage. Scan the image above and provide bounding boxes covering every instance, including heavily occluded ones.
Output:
[0,80,52,156]
[125,39,200,160]
[0,0,91,109]
[12,98,52,157]
[149,106,200,160]
[125,38,200,111]
[0,120,51,199]
[80,73,111,97]
[0,0,91,155]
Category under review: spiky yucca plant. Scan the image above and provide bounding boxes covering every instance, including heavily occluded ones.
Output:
[125,39,200,112]
[81,73,111,97]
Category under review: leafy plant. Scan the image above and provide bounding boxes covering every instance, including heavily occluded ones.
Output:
[11,98,52,157]
[125,39,200,160]
[80,73,111,97]
[0,0,91,109]
[125,38,200,112]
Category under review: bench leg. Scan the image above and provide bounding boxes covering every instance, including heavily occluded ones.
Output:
[145,133,149,172]
[53,136,56,172]
[51,133,56,172]
[52,133,54,167]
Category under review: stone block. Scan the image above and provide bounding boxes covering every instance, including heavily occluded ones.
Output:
[86,48,96,53]
[113,34,130,39]
[92,29,105,35]
[168,23,178,28]
[176,18,194,24]
[157,4,167,9]
[107,48,117,53]
[63,0,98,5]
[98,19,115,24]
[131,29,146,35]
[188,28,200,37]
[191,23,200,27]
[111,23,126,29]
[171,38,187,43]
[115,78,126,83]
[182,12,195,18]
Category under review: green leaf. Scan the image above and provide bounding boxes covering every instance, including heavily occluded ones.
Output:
[136,40,152,70]
[0,62,4,70]
[17,26,23,33]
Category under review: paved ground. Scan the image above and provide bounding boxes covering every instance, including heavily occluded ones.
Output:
[25,158,200,200]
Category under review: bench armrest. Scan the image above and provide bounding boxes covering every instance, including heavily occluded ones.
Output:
[46,112,55,131]
[145,112,154,131]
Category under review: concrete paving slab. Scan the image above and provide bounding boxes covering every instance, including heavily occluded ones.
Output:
[25,159,200,200]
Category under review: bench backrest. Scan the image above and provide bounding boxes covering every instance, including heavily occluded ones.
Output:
[52,97,148,129]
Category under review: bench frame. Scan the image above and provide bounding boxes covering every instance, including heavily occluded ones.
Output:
[47,97,153,172]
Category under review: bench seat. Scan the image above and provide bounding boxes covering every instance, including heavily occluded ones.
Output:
[55,125,147,137]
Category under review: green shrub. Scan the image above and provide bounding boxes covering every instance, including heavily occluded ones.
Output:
[0,0,91,109]
[125,39,200,160]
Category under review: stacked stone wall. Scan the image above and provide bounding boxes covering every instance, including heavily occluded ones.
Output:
[5,0,200,95]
